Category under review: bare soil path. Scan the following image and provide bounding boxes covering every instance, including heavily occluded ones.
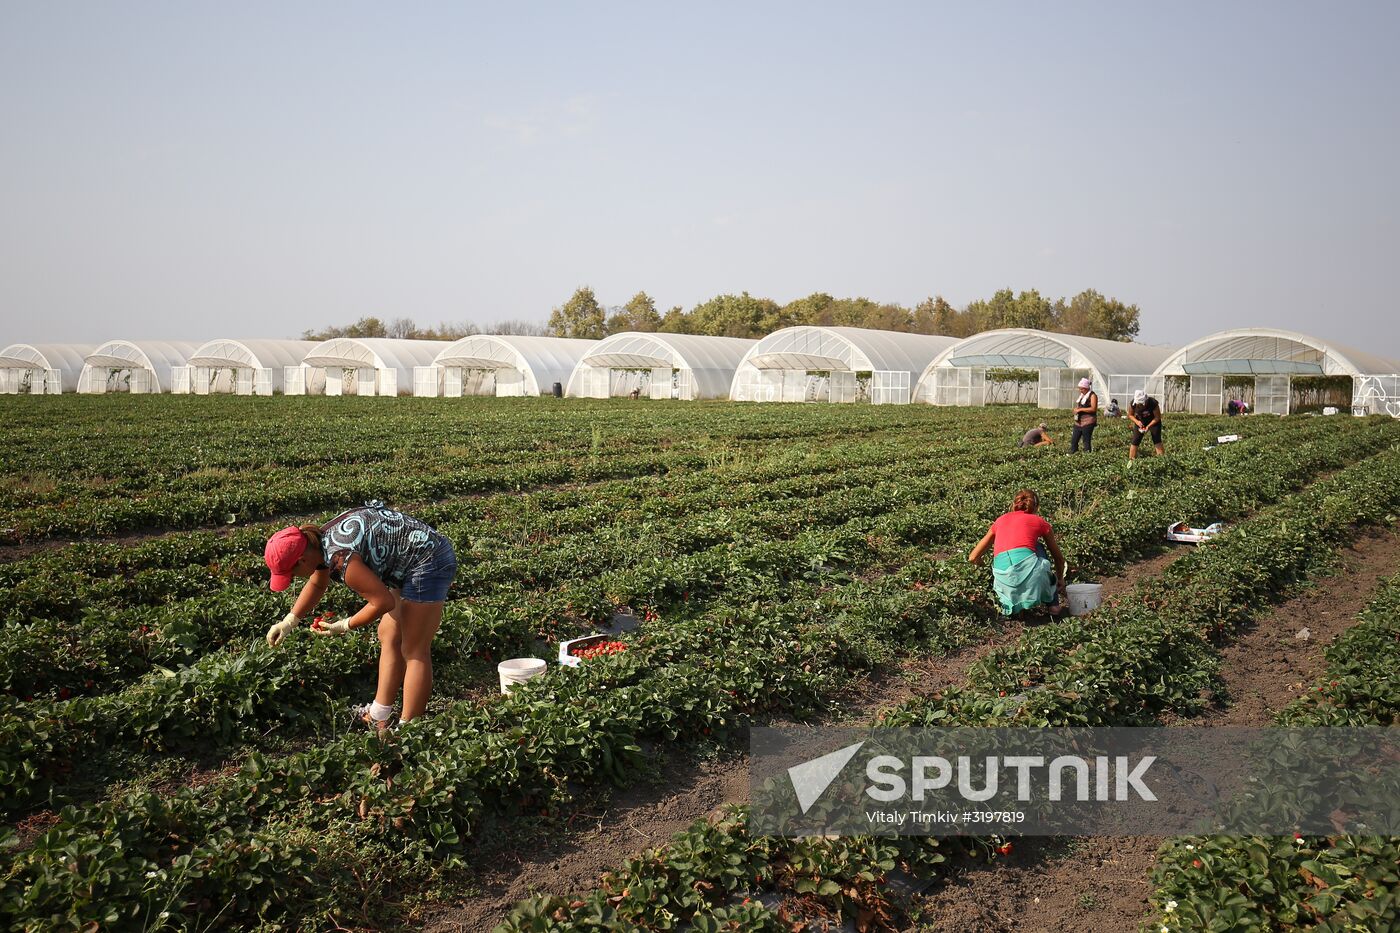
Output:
[909,526,1400,933]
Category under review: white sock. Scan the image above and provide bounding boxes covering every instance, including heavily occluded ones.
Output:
[369,701,394,722]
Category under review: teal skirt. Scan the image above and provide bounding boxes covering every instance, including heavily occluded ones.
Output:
[992,546,1059,616]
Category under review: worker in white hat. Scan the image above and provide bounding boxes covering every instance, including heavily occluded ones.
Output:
[1128,389,1164,460]
[1070,377,1098,453]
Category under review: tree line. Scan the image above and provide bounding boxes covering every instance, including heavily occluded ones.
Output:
[550,287,1141,342]
[301,317,547,341]
[302,287,1142,344]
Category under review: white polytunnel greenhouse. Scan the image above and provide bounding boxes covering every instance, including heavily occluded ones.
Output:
[1151,328,1400,416]
[566,332,756,400]
[295,338,450,397]
[172,339,320,396]
[913,328,1175,410]
[416,335,597,398]
[78,340,201,394]
[0,343,95,394]
[730,326,958,404]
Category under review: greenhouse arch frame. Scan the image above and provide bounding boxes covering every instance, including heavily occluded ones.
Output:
[566,333,755,400]
[1151,328,1400,416]
[78,340,201,394]
[0,343,95,394]
[296,338,449,397]
[174,339,319,396]
[731,326,958,404]
[914,328,1175,410]
[419,335,597,398]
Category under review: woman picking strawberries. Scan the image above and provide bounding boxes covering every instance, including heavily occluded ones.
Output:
[968,488,1068,619]
[263,500,457,730]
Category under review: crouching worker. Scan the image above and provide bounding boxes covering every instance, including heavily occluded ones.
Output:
[263,500,457,731]
[968,489,1068,618]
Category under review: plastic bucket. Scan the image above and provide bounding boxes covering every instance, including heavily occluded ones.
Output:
[1064,583,1104,617]
[498,657,546,694]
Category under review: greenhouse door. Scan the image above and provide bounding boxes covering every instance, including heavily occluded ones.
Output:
[933,367,985,406]
[253,368,273,396]
[44,369,62,394]
[871,371,910,405]
[171,366,192,394]
[674,368,693,400]
[1188,375,1223,414]
[443,367,463,397]
[413,366,439,398]
[377,370,396,397]
[1253,375,1289,415]
[356,369,377,396]
[283,366,305,396]
[192,367,211,395]
[1039,369,1089,410]
[129,369,155,394]
[829,371,858,403]
[325,368,343,396]
[235,369,254,396]
[649,367,671,399]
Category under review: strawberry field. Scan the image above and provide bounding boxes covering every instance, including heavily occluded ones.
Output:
[1,394,1398,931]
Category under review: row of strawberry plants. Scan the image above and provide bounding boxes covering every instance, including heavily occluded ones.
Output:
[2,430,1384,927]
[0,410,1242,699]
[1147,573,1400,932]
[0,416,1369,821]
[0,398,962,539]
[0,424,1033,621]
[493,447,1400,931]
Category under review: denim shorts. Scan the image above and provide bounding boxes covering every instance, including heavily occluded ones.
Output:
[400,538,458,603]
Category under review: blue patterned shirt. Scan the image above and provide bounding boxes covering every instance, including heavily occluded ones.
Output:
[319,501,445,589]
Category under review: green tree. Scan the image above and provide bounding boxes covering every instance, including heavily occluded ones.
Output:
[686,292,784,338]
[548,287,607,340]
[1054,290,1141,341]
[658,306,690,333]
[912,296,965,335]
[605,291,662,334]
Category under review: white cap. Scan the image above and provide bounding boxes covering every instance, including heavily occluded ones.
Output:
[1133,389,1147,404]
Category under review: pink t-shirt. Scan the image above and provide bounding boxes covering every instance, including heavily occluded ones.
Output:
[992,510,1052,555]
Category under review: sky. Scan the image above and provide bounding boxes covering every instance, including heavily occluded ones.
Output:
[1,1,1397,355]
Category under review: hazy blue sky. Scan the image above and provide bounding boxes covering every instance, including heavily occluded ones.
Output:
[2,1,1396,354]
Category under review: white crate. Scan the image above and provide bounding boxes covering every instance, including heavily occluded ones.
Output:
[558,633,611,668]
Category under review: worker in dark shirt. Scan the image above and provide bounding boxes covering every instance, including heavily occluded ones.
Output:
[1019,423,1053,448]
[1128,389,1164,460]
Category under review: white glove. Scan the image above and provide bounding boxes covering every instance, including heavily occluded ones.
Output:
[266,612,299,647]
[311,618,352,636]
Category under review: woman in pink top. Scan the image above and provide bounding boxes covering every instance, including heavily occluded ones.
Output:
[968,489,1068,617]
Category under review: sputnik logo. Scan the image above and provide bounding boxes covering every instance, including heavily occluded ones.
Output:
[788,741,866,814]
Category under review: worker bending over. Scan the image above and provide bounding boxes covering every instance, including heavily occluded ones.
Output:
[969,489,1068,618]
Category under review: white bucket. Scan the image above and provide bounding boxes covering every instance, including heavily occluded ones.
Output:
[1064,583,1104,617]
[498,657,546,694]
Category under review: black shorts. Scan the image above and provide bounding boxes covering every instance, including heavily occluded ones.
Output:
[1131,422,1162,446]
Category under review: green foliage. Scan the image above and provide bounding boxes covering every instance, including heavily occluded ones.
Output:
[547,287,607,339]
[2,397,1397,928]
[604,291,662,334]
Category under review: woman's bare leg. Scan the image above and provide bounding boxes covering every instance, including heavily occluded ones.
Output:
[374,594,406,709]
[398,599,443,721]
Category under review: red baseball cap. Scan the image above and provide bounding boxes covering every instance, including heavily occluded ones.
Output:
[264,526,308,592]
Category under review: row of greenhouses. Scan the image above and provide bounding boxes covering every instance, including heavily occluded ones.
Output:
[2,327,1398,415]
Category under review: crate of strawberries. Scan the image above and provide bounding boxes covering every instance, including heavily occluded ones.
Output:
[559,633,628,667]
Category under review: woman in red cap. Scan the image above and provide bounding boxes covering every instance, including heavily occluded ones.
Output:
[264,500,457,730]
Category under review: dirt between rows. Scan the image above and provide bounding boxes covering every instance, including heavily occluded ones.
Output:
[912,525,1400,933]
[421,548,1192,931]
